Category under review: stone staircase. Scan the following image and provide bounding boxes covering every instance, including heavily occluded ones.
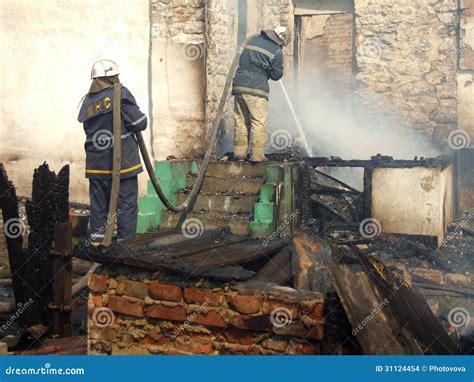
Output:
[137,160,287,238]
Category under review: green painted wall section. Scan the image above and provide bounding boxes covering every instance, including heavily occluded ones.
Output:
[136,161,194,233]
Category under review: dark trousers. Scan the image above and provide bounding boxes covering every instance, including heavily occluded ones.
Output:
[89,176,138,245]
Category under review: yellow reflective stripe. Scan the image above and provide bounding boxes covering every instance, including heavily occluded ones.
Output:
[86,163,142,175]
[246,45,275,59]
[89,242,102,247]
[233,86,269,97]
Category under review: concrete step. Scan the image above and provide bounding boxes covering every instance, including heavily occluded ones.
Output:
[186,176,264,195]
[176,193,258,214]
[161,211,251,236]
[197,161,266,178]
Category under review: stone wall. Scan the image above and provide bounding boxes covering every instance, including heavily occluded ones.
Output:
[150,0,207,160]
[87,267,324,355]
[458,0,474,143]
[354,0,458,145]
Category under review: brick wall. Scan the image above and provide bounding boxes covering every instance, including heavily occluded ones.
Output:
[299,12,354,97]
[87,267,324,355]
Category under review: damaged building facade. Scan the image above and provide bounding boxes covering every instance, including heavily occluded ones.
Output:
[1,0,473,357]
[1,0,473,204]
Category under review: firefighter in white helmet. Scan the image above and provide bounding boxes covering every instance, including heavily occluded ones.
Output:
[78,59,148,247]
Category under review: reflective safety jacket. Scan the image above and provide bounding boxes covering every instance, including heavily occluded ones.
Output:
[232,30,284,100]
[77,85,147,179]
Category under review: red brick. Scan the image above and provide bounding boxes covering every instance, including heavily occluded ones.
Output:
[176,341,213,355]
[261,300,299,319]
[223,328,255,345]
[190,333,217,342]
[309,303,324,320]
[108,295,144,317]
[227,295,261,314]
[161,350,189,355]
[146,304,187,321]
[116,279,148,299]
[89,326,117,342]
[89,294,103,308]
[148,282,182,302]
[88,274,109,293]
[141,335,170,347]
[231,314,271,332]
[184,287,222,306]
[272,321,323,341]
[193,310,226,328]
[289,339,320,355]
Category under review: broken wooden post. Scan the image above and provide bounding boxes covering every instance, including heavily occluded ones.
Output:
[25,163,57,326]
[0,163,25,307]
[50,165,72,337]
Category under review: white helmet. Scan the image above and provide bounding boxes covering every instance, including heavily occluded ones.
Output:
[90,59,120,79]
[274,26,291,46]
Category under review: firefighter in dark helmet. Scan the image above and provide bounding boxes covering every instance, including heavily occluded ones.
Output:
[78,59,147,247]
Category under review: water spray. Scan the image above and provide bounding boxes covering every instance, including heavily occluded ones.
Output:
[278,79,313,157]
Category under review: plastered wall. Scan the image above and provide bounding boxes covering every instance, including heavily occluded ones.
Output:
[0,0,150,203]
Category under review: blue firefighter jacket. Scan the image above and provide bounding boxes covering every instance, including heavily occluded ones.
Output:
[232,30,284,100]
[77,85,147,179]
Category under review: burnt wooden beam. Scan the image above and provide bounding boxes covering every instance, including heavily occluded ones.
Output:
[256,245,292,285]
[51,165,72,337]
[24,163,57,327]
[0,163,25,306]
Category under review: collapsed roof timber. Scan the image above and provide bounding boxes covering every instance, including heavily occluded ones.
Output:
[0,155,472,355]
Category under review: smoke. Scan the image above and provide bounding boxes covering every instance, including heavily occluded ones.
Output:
[267,71,441,189]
